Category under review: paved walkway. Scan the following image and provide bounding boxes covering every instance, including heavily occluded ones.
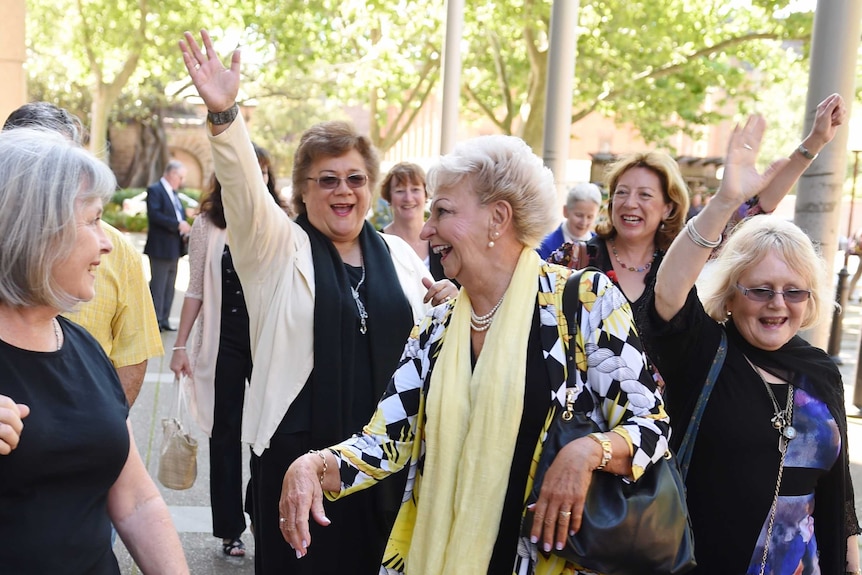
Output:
[113,233,862,573]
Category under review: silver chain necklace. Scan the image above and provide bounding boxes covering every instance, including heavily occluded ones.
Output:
[52,317,62,351]
[469,292,506,332]
[350,257,368,335]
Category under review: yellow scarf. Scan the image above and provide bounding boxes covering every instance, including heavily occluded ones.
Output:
[408,247,540,574]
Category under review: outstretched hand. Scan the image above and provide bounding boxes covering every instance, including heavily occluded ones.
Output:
[179,29,241,114]
[714,115,789,209]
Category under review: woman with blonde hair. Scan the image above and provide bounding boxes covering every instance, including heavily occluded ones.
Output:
[650,115,860,574]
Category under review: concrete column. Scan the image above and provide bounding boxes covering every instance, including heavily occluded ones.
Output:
[0,0,27,124]
[794,0,862,348]
[440,0,464,154]
[542,0,580,202]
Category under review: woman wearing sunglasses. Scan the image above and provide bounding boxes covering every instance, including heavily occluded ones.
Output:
[649,115,860,575]
[179,31,457,575]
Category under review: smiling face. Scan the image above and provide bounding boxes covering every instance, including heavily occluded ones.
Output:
[564,200,600,238]
[52,199,113,303]
[610,166,671,245]
[302,149,371,245]
[421,180,492,283]
[728,250,809,351]
[389,178,427,225]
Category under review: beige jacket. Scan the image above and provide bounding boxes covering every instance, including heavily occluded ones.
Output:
[209,116,432,455]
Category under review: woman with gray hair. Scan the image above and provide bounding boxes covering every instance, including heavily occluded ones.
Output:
[537,182,603,259]
[0,128,188,574]
[649,115,860,574]
[279,132,670,574]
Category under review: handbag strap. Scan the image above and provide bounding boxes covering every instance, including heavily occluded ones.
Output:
[676,329,727,481]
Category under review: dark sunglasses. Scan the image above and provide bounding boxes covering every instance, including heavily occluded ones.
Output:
[307,174,368,190]
[735,284,811,304]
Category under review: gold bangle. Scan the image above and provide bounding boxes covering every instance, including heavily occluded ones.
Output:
[308,449,327,485]
[587,432,613,470]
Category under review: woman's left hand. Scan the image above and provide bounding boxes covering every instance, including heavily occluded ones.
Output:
[422,277,459,306]
[528,437,601,553]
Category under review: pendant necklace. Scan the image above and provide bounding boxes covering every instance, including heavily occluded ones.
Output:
[748,359,796,452]
[470,292,506,332]
[350,257,368,335]
[609,237,657,273]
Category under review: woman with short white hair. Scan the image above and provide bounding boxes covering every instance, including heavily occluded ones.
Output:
[536,182,603,259]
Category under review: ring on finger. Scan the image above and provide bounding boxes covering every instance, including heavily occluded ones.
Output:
[742,143,753,150]
[559,510,572,518]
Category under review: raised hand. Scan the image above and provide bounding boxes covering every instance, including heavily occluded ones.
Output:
[715,115,789,209]
[805,93,846,154]
[179,29,240,114]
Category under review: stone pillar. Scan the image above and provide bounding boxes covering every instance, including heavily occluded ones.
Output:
[0,0,26,124]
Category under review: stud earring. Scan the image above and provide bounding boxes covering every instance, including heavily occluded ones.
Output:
[488,230,499,248]
[488,240,495,248]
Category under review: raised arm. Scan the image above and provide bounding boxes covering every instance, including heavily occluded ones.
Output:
[655,116,789,321]
[756,93,845,213]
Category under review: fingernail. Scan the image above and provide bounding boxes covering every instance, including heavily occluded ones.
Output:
[295,549,303,559]
[543,543,551,552]
[555,542,564,550]
[530,536,538,544]
[302,540,308,549]
[570,530,576,536]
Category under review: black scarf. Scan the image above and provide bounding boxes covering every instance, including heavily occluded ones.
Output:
[296,214,414,448]
[725,320,859,574]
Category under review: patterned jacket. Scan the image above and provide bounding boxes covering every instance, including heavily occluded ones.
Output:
[328,264,670,575]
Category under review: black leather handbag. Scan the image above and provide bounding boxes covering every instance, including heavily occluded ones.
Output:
[522,269,727,575]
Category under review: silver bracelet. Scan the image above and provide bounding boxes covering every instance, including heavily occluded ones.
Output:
[685,217,722,249]
[172,346,187,351]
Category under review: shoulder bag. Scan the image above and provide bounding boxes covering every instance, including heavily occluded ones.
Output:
[523,269,727,575]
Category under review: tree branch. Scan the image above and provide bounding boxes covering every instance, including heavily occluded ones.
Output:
[465,84,508,133]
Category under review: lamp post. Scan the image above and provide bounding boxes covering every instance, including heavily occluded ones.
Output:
[827,149,859,361]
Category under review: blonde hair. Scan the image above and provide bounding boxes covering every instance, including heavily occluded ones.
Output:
[699,216,828,329]
[426,135,557,248]
[595,151,689,250]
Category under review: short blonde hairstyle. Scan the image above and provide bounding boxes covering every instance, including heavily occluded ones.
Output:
[0,128,115,309]
[699,216,828,330]
[380,162,426,203]
[426,135,557,248]
[595,152,690,251]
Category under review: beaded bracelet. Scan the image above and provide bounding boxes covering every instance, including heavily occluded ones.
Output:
[308,449,327,485]
[685,217,722,249]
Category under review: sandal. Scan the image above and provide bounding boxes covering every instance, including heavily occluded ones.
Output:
[222,538,246,557]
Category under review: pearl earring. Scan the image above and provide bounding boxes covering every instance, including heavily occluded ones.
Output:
[488,230,499,248]
[488,240,495,248]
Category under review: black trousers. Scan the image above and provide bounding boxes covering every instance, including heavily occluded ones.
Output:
[209,324,251,540]
[148,257,178,327]
[249,431,395,575]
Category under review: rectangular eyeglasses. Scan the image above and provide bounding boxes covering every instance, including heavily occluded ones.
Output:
[307,174,368,190]
[735,284,811,303]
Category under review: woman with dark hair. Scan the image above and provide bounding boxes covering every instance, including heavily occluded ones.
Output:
[170,144,286,557]
[180,30,457,574]
[380,162,447,280]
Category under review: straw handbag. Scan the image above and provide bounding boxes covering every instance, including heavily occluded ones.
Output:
[157,376,198,490]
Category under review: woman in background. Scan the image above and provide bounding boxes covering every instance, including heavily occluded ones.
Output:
[170,143,287,557]
[536,182,603,260]
[380,162,447,280]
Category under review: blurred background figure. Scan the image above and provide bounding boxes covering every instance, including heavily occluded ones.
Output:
[0,127,188,574]
[145,159,191,332]
[536,182,603,260]
[379,161,447,280]
[170,143,288,558]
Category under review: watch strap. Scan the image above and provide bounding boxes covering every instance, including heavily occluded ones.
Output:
[207,103,239,126]
[797,143,818,161]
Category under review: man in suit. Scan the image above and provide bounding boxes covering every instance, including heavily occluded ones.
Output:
[145,160,191,331]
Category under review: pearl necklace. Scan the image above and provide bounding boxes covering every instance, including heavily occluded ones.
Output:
[609,238,657,273]
[52,317,62,351]
[470,292,506,332]
[350,258,368,335]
